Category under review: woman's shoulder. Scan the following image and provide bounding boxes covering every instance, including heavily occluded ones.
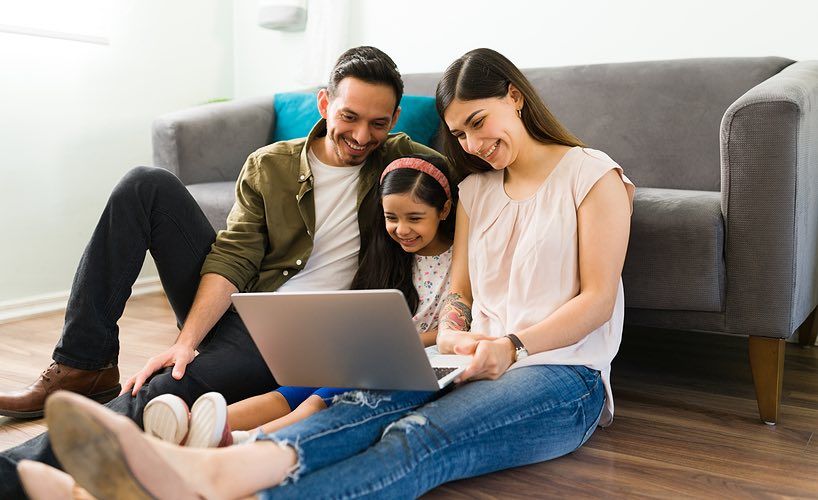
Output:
[573,147,620,171]
[565,147,634,208]
[560,147,624,184]
[458,170,502,192]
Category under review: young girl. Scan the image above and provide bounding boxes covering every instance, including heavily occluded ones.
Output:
[139,153,457,447]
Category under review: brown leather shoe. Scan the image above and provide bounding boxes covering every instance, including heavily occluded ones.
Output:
[0,362,121,419]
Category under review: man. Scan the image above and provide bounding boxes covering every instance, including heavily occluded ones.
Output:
[0,45,442,498]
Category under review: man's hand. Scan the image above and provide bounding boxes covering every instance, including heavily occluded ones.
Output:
[454,337,515,383]
[120,343,197,396]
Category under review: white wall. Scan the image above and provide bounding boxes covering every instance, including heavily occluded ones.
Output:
[233,0,818,95]
[233,0,350,98]
[0,0,233,304]
[348,0,818,73]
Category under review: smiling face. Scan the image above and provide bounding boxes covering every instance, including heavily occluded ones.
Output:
[316,77,401,167]
[443,86,525,170]
[382,192,451,256]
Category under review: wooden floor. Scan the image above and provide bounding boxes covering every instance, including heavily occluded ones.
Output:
[1,294,817,498]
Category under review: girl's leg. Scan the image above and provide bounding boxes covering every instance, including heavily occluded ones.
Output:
[258,394,327,434]
[228,391,293,431]
[260,365,605,499]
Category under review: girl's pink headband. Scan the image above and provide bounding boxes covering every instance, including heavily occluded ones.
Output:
[379,157,452,200]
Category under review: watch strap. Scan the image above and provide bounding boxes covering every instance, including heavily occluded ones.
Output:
[506,333,525,351]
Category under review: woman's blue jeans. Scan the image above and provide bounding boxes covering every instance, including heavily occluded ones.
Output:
[258,364,604,499]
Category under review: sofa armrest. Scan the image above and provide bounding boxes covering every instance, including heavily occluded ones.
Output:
[720,61,818,337]
[152,95,275,185]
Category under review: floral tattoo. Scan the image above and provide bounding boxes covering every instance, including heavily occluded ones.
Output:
[441,292,472,332]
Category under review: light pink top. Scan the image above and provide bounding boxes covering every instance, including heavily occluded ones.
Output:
[458,147,635,426]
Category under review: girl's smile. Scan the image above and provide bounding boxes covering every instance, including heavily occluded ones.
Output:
[382,193,451,257]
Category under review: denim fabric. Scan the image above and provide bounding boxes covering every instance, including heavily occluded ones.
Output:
[258,364,604,499]
[0,167,278,500]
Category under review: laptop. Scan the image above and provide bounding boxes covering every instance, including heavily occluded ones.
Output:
[231,289,470,391]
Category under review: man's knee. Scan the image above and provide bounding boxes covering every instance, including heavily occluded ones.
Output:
[143,368,200,407]
[112,166,182,204]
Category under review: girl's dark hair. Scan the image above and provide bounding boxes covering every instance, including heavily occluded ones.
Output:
[328,46,404,112]
[435,48,584,174]
[351,154,456,314]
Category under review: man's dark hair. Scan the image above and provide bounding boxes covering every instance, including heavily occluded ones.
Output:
[327,46,404,111]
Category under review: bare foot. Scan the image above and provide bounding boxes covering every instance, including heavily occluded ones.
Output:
[17,460,96,499]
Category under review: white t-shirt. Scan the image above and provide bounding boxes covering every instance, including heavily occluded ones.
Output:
[412,247,453,333]
[277,148,363,292]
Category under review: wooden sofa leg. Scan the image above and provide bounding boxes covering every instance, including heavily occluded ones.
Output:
[797,308,818,347]
[748,336,785,425]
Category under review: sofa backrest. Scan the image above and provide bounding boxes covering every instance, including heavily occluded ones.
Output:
[403,57,793,191]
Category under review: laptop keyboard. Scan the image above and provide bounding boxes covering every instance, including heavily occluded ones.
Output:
[434,367,457,380]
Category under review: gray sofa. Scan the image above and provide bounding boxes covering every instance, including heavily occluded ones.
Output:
[152,57,818,424]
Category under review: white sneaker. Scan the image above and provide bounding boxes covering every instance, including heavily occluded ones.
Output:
[143,394,189,444]
[185,392,231,448]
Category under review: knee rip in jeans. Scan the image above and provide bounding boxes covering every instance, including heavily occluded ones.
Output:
[258,436,304,485]
[381,413,428,439]
[333,390,392,408]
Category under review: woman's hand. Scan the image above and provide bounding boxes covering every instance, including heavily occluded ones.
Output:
[436,330,494,354]
[453,337,516,383]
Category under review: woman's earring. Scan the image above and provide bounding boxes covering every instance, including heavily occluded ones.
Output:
[516,108,522,118]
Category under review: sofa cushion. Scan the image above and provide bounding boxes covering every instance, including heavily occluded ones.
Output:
[186,182,235,232]
[623,188,725,312]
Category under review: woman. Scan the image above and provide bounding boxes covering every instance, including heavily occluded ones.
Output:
[19,48,634,499]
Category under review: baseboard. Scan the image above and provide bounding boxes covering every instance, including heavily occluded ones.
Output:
[0,277,163,324]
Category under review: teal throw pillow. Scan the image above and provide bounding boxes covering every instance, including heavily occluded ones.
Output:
[271,93,440,147]
[272,92,322,142]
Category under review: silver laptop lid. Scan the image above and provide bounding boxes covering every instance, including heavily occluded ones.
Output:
[232,290,443,391]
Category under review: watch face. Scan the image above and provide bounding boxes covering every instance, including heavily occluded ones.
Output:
[517,348,529,360]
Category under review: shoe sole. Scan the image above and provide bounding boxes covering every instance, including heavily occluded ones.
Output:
[185,392,227,448]
[45,391,199,500]
[0,384,122,419]
[143,395,189,444]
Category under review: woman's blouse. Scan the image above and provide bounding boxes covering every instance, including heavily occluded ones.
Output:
[458,147,635,426]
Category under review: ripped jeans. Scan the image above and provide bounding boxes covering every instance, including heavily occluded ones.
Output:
[257,364,605,499]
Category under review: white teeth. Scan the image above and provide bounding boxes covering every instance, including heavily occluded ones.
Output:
[344,138,365,151]
[479,141,498,159]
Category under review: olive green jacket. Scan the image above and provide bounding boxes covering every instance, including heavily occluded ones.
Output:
[200,120,442,292]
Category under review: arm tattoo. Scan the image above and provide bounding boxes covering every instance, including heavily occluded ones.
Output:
[440,292,472,332]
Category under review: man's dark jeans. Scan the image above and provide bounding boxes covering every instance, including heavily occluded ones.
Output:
[0,167,277,499]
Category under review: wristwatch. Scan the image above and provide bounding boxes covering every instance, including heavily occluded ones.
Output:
[505,333,529,362]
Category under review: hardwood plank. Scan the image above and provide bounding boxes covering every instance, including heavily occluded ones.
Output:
[0,294,176,452]
[1,294,817,498]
